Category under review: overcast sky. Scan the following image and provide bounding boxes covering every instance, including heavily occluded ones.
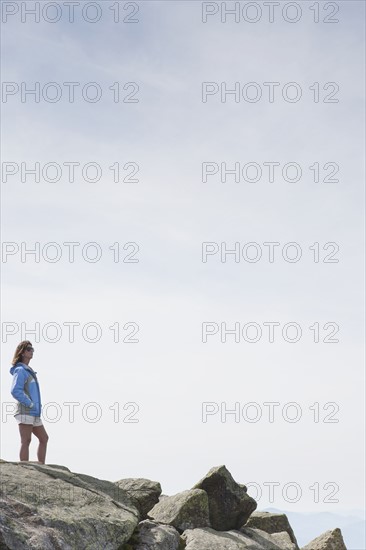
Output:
[1,0,365,516]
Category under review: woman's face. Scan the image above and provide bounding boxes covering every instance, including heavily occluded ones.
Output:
[22,345,34,361]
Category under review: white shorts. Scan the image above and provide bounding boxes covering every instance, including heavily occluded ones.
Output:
[14,414,43,426]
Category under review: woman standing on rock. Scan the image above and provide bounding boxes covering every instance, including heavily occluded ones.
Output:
[10,341,49,464]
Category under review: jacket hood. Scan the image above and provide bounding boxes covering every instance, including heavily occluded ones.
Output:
[10,362,36,375]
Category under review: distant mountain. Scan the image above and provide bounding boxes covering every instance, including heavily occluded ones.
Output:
[264,508,366,549]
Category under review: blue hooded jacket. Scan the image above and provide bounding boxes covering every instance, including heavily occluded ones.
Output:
[10,362,42,417]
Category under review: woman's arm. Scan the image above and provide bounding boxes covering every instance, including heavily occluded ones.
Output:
[11,368,33,407]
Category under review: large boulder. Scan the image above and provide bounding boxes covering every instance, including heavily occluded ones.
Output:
[0,460,139,550]
[126,519,181,549]
[301,528,347,550]
[147,489,210,532]
[192,465,257,530]
[181,526,297,549]
[114,478,162,519]
[244,510,299,547]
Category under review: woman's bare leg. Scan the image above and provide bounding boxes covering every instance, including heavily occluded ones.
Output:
[32,425,49,464]
[18,424,33,461]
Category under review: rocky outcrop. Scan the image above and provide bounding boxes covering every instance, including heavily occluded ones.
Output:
[301,527,347,550]
[192,464,257,530]
[0,460,348,550]
[245,510,299,547]
[0,461,139,549]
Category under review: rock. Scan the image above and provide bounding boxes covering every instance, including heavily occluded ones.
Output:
[0,460,139,550]
[126,519,181,549]
[241,526,298,549]
[244,510,299,547]
[0,460,347,550]
[192,465,257,530]
[114,478,162,519]
[147,489,210,532]
[181,526,297,549]
[301,528,347,550]
[270,532,299,549]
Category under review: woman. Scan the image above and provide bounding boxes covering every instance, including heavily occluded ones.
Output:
[10,340,49,464]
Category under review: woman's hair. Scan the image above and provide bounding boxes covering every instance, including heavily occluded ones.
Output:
[11,340,33,366]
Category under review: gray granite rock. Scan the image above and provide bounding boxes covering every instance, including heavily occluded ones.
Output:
[192,465,257,530]
[182,526,297,549]
[147,489,210,532]
[244,510,299,547]
[127,519,181,550]
[0,460,347,550]
[0,460,139,550]
[301,528,347,550]
[114,478,162,519]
